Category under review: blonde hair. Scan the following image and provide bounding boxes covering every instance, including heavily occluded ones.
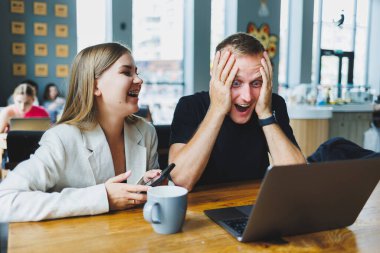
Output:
[58,42,137,130]
[13,83,35,98]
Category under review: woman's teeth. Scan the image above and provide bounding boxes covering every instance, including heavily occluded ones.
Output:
[128,90,139,97]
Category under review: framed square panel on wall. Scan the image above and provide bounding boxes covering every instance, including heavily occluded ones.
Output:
[10,0,25,14]
[13,63,27,76]
[56,44,69,58]
[34,22,48,36]
[56,64,69,78]
[11,21,25,35]
[55,4,68,18]
[35,44,48,56]
[34,2,47,15]
[35,64,48,77]
[55,24,68,38]
[12,43,26,56]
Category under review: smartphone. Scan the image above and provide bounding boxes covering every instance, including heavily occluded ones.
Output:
[137,163,176,187]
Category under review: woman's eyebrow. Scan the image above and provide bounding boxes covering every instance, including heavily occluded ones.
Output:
[119,65,133,70]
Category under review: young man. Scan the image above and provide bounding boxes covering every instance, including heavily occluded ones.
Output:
[169,33,306,191]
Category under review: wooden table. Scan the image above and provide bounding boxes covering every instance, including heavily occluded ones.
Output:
[7,180,380,252]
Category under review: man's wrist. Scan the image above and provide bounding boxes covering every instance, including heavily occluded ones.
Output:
[257,112,273,120]
[258,111,277,127]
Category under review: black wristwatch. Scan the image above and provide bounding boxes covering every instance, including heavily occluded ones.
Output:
[258,111,277,127]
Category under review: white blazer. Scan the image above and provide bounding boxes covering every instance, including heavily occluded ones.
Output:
[0,118,159,222]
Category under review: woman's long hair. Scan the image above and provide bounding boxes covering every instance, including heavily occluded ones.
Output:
[57,42,136,130]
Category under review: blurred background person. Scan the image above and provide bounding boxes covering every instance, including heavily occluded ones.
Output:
[7,79,40,106]
[0,83,49,133]
[42,83,66,123]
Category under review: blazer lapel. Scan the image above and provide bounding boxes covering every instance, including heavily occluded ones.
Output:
[82,124,115,184]
[124,121,146,184]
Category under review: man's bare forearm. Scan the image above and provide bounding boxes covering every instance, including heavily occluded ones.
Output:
[262,124,306,165]
[169,108,225,191]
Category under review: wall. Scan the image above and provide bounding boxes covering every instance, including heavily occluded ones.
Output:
[112,0,132,47]
[0,0,77,106]
[184,0,212,94]
[237,0,281,92]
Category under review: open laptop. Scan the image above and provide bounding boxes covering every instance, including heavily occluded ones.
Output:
[10,118,51,131]
[204,158,380,242]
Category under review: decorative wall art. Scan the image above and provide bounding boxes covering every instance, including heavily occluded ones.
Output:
[12,42,26,55]
[247,22,278,59]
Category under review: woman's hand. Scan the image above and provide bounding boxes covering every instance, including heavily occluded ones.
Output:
[105,170,151,211]
[143,169,161,183]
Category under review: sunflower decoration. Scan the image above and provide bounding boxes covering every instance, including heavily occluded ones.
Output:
[247,22,278,59]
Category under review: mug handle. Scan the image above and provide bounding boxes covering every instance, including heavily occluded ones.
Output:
[143,202,161,224]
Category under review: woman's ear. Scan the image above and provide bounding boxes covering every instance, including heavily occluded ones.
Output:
[94,82,101,96]
[94,89,101,96]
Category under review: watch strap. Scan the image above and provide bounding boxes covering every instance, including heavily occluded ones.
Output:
[258,112,277,127]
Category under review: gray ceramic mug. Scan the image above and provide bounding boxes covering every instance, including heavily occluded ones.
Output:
[143,185,188,234]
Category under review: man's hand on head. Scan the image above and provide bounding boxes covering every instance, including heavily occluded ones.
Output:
[255,51,273,119]
[209,50,238,116]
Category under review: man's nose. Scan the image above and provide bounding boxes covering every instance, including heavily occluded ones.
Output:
[240,84,252,102]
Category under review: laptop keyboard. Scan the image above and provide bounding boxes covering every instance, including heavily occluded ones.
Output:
[222,217,248,236]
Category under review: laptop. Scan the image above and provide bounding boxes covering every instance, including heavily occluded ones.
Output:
[10,118,51,131]
[204,158,380,242]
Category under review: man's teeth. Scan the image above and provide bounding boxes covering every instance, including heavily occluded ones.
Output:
[237,104,250,108]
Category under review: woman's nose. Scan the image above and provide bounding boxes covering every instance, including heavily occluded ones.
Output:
[134,75,143,85]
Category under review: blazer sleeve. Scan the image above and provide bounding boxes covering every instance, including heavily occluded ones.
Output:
[0,129,109,222]
[147,124,160,170]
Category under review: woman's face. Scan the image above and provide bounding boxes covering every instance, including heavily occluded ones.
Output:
[94,53,143,116]
[14,94,34,114]
[49,86,58,100]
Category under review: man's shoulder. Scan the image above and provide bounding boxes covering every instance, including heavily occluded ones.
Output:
[175,91,210,117]
[272,93,286,107]
[179,91,209,105]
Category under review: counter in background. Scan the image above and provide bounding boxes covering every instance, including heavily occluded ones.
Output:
[287,104,374,157]
[288,105,332,157]
[329,104,373,148]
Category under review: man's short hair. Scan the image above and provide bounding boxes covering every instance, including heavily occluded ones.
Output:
[215,32,265,56]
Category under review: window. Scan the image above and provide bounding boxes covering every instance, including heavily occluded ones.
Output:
[76,0,109,52]
[210,0,225,61]
[278,0,289,86]
[132,0,185,125]
[314,0,370,91]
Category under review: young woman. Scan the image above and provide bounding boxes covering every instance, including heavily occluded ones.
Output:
[42,83,66,123]
[0,43,161,222]
[0,83,49,133]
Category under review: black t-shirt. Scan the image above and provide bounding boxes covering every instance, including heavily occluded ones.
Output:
[170,91,299,186]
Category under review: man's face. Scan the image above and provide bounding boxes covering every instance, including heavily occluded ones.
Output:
[229,53,263,124]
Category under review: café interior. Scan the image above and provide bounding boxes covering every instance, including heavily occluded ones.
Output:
[1,0,380,252]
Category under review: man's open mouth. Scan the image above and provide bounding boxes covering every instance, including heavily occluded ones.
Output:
[235,104,250,112]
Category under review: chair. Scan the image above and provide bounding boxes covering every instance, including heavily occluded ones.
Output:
[4,126,172,171]
[5,131,44,170]
[154,125,171,169]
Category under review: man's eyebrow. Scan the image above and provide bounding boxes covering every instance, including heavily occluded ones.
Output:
[234,72,262,80]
